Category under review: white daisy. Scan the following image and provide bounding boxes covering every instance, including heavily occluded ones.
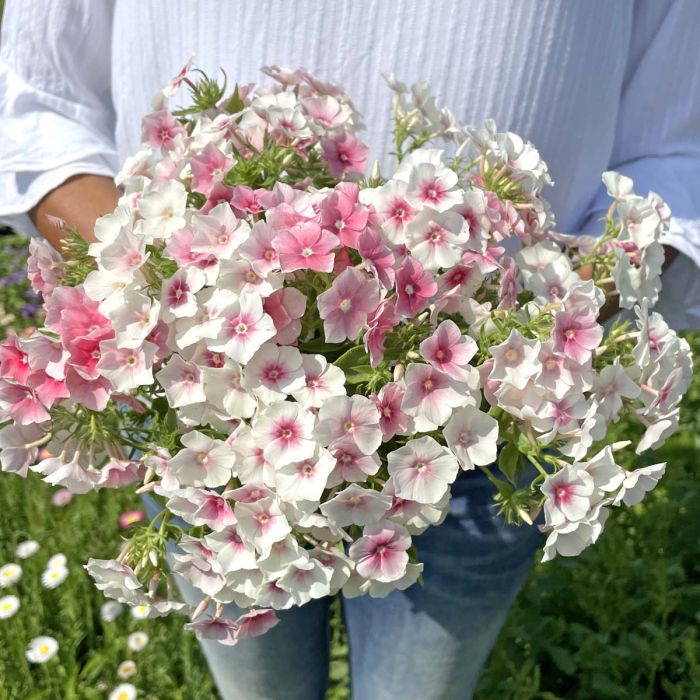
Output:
[100,601,124,622]
[15,540,40,559]
[109,682,137,700]
[130,604,151,620]
[41,566,69,589]
[26,636,59,663]
[47,553,67,570]
[117,659,137,680]
[0,563,22,588]
[0,595,20,619]
[127,631,149,652]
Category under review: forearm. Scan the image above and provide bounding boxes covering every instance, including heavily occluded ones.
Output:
[29,174,120,250]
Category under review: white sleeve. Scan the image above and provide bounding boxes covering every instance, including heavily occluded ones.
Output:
[576,0,700,330]
[0,0,120,236]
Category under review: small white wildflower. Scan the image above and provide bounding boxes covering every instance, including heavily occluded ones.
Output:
[117,659,137,680]
[41,566,69,589]
[47,553,67,570]
[0,595,20,619]
[109,682,137,700]
[130,604,151,620]
[101,601,124,622]
[0,563,22,588]
[127,631,149,652]
[26,636,59,663]
[15,540,40,559]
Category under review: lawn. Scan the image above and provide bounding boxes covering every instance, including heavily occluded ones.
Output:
[0,229,698,699]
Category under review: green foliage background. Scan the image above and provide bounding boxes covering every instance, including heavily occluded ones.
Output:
[0,230,697,699]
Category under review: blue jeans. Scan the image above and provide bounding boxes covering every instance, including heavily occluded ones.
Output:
[146,470,543,699]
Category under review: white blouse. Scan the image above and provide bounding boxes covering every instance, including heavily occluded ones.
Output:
[1,0,699,328]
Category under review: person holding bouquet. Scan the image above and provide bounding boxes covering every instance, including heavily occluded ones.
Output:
[0,2,699,699]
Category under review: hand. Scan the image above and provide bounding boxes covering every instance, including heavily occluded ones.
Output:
[29,174,120,251]
[576,245,679,324]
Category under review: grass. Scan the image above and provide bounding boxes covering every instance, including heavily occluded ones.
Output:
[0,230,698,699]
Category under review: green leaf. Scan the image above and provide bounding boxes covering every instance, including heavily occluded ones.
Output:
[224,85,245,114]
[498,442,521,484]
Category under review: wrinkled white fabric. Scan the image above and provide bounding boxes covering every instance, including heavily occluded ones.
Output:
[0,0,699,327]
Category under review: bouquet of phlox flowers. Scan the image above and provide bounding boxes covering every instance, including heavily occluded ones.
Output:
[0,61,691,644]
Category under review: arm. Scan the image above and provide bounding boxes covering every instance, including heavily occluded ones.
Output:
[575,0,700,329]
[0,0,119,247]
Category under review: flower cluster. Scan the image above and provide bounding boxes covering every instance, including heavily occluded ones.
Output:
[0,64,691,643]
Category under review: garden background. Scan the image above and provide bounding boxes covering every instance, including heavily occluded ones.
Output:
[0,2,698,695]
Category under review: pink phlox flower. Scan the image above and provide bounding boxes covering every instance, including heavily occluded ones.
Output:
[210,294,276,364]
[258,183,315,217]
[201,183,235,214]
[443,405,499,471]
[320,484,393,527]
[327,440,380,487]
[244,343,305,403]
[169,431,236,488]
[252,401,316,468]
[273,221,339,273]
[190,143,234,195]
[155,354,206,407]
[184,616,239,646]
[234,609,279,640]
[98,228,149,274]
[364,299,399,368]
[462,245,505,274]
[111,292,161,350]
[541,465,595,527]
[373,381,412,441]
[456,189,491,251]
[230,186,265,216]
[387,436,459,504]
[320,183,369,248]
[349,521,411,583]
[357,227,395,289]
[141,110,186,150]
[160,268,207,321]
[26,370,70,408]
[590,360,641,421]
[405,162,461,212]
[530,391,589,443]
[290,354,346,409]
[0,423,45,477]
[322,132,368,178]
[0,381,50,425]
[202,363,257,420]
[27,238,64,295]
[394,256,437,318]
[205,526,257,574]
[553,310,603,365]
[497,256,522,309]
[361,180,416,244]
[166,487,237,531]
[401,363,465,426]
[263,287,306,346]
[238,222,281,276]
[317,267,381,343]
[235,496,291,552]
[164,228,218,272]
[314,394,382,456]
[64,370,111,411]
[275,447,336,503]
[419,320,477,381]
[98,460,144,490]
[613,463,666,507]
[191,203,251,260]
[405,208,467,271]
[489,329,541,390]
[301,94,351,130]
[0,336,31,384]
